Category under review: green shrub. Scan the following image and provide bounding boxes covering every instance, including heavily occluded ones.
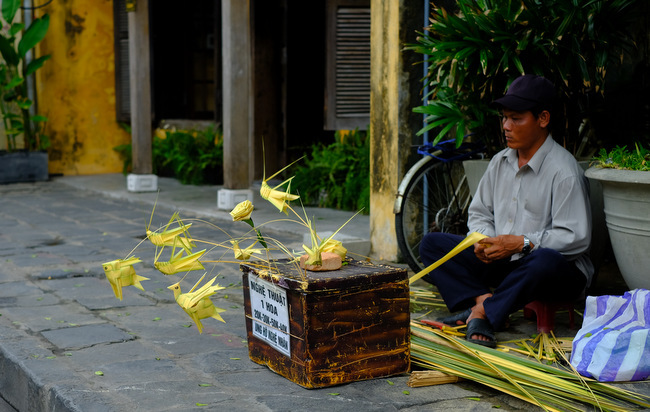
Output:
[592,144,650,171]
[292,129,369,213]
[114,126,223,185]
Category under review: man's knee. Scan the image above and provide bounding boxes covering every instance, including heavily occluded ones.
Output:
[528,248,566,268]
[520,248,575,284]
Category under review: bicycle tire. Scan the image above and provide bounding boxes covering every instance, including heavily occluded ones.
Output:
[395,157,472,273]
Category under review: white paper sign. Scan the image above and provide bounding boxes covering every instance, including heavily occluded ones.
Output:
[249,274,290,357]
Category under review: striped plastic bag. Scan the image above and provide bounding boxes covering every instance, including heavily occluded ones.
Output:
[570,289,650,382]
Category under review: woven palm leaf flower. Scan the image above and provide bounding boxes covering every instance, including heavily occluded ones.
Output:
[230,200,267,248]
[230,200,254,221]
[321,238,347,259]
[301,210,360,265]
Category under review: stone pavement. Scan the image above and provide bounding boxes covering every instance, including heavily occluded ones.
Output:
[0,175,647,411]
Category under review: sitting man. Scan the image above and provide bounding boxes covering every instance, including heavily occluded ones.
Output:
[419,74,593,347]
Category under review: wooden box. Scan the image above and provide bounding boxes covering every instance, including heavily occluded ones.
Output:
[241,259,410,388]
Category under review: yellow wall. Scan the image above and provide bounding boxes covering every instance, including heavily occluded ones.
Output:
[36,0,129,175]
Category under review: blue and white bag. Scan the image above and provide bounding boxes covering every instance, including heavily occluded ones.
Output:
[570,289,650,382]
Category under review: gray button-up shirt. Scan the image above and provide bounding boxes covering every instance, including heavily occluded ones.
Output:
[468,135,594,284]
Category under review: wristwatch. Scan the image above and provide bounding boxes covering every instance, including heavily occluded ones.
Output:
[522,236,531,255]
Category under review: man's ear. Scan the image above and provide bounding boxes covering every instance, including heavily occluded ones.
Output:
[538,110,550,128]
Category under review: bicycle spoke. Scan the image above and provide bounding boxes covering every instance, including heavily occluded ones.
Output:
[395,160,471,272]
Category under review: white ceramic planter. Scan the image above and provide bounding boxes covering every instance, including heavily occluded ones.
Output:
[584,167,650,290]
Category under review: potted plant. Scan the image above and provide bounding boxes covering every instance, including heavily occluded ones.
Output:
[0,0,50,183]
[585,145,650,290]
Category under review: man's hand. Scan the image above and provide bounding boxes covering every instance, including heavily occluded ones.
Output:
[474,235,529,263]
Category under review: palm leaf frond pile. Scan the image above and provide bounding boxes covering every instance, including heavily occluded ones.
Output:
[409,285,446,312]
[410,321,650,411]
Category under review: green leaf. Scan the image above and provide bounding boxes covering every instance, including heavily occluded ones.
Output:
[9,22,23,37]
[0,35,18,66]
[18,14,50,58]
[198,383,212,387]
[1,0,20,24]
[402,390,410,395]
[3,74,22,90]
[94,371,104,376]
[16,98,32,110]
[195,403,208,407]
[31,114,48,122]
[328,393,340,396]
[25,54,51,76]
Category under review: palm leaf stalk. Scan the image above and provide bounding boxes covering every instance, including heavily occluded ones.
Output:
[410,321,650,411]
[409,285,446,308]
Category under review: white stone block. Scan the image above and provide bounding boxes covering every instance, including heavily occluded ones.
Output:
[217,188,254,210]
[127,174,158,192]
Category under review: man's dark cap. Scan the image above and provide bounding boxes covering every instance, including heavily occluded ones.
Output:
[492,75,555,112]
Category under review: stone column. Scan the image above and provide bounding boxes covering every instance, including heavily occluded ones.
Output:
[369,0,423,261]
[218,0,254,209]
[126,0,157,192]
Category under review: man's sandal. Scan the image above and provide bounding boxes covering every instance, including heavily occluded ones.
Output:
[465,318,497,348]
[437,308,472,327]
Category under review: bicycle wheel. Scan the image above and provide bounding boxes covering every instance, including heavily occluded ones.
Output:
[395,158,471,273]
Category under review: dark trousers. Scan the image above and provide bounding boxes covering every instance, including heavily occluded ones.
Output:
[419,232,587,329]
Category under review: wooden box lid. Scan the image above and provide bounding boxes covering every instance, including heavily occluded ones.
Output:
[240,259,407,292]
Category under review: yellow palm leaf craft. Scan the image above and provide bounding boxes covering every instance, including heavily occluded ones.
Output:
[146,211,195,253]
[302,210,361,266]
[155,248,206,275]
[259,156,304,214]
[302,217,322,266]
[168,273,227,334]
[409,232,488,285]
[102,257,150,300]
[230,240,263,261]
[321,238,347,259]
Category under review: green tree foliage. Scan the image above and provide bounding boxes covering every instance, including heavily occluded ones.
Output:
[0,0,50,151]
[408,0,642,156]
[292,129,370,213]
[114,126,223,186]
